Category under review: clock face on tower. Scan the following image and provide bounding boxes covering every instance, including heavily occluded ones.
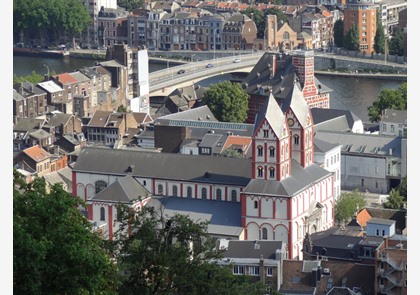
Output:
[287,118,294,127]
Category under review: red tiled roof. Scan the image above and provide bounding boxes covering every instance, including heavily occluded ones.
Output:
[23,145,51,162]
[223,136,252,151]
[54,73,78,84]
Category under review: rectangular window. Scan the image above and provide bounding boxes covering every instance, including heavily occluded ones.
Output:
[263,130,269,138]
[267,267,273,277]
[233,266,244,275]
[248,266,260,276]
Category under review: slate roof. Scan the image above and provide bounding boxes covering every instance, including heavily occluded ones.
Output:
[314,138,341,153]
[314,131,402,157]
[46,112,72,127]
[367,217,395,226]
[280,82,310,127]
[243,159,331,197]
[99,60,124,68]
[146,196,243,237]
[217,239,284,260]
[13,118,45,132]
[311,108,361,131]
[87,110,120,127]
[69,71,91,83]
[73,147,252,186]
[254,92,285,138]
[91,175,151,203]
[29,129,51,140]
[13,82,47,97]
[13,89,25,101]
[155,105,218,122]
[381,109,407,124]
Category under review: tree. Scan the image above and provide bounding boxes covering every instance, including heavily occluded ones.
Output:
[374,15,386,54]
[13,170,118,294]
[333,19,344,48]
[334,190,367,224]
[117,0,145,11]
[383,189,406,209]
[389,27,405,56]
[117,105,127,113]
[343,24,360,51]
[396,177,407,202]
[113,205,267,295]
[367,82,407,122]
[202,81,249,123]
[241,8,265,38]
[220,148,243,158]
[13,71,45,85]
[13,0,90,46]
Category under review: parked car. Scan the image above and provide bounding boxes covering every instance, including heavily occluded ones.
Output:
[193,47,201,51]
[233,58,241,63]
[206,63,214,68]
[177,69,185,74]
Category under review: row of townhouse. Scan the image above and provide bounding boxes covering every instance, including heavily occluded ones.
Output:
[13,53,134,121]
[77,0,343,51]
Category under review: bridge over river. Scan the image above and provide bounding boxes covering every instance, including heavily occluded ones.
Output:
[147,50,407,97]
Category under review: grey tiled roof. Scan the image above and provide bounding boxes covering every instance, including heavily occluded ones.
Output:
[311,108,360,128]
[13,89,25,101]
[91,175,151,203]
[73,147,252,186]
[243,159,331,197]
[314,138,341,153]
[155,105,217,122]
[217,239,284,260]
[69,71,90,83]
[146,196,243,237]
[367,217,395,226]
[46,113,72,127]
[254,92,285,138]
[380,109,407,124]
[314,131,402,157]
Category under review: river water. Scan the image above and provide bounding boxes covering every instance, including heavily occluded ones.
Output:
[13,55,404,122]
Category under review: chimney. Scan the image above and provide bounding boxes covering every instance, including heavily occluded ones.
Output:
[19,86,24,95]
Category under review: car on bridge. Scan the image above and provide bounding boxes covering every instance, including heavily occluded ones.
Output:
[233,58,241,63]
[206,63,214,68]
[177,69,185,74]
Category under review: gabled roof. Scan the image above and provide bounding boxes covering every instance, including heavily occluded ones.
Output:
[73,147,252,186]
[254,92,285,138]
[69,71,90,83]
[37,80,64,93]
[243,159,331,197]
[280,82,310,127]
[314,138,341,153]
[23,145,50,162]
[53,73,78,84]
[46,112,72,127]
[156,105,218,122]
[13,82,46,97]
[311,108,360,130]
[87,111,125,128]
[91,175,151,203]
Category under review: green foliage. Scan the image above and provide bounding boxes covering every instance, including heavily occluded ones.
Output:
[383,189,406,209]
[13,170,118,294]
[113,206,266,295]
[117,105,127,113]
[396,177,407,201]
[202,81,249,123]
[343,24,360,51]
[374,15,386,54]
[13,71,45,85]
[333,19,344,48]
[220,148,243,158]
[367,82,407,122]
[389,27,405,56]
[241,8,265,38]
[117,0,145,11]
[13,0,90,44]
[334,190,367,224]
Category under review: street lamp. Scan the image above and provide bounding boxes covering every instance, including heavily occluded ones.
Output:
[43,64,50,77]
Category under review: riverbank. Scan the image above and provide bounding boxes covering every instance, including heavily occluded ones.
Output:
[315,70,407,81]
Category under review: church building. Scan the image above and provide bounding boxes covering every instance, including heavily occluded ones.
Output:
[71,51,335,260]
